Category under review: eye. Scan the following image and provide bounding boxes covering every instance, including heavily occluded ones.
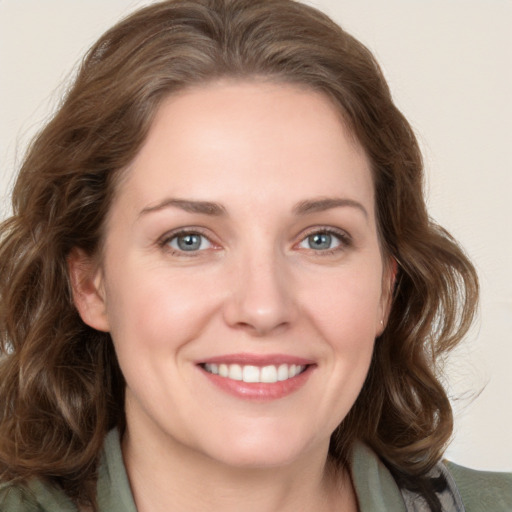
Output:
[165,231,213,252]
[297,229,349,252]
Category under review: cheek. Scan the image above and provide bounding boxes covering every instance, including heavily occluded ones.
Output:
[103,266,220,356]
[297,271,381,431]
[300,267,384,341]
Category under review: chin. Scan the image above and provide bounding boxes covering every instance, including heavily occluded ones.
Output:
[209,446,305,470]
[195,424,324,470]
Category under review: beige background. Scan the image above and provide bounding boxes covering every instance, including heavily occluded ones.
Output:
[1,0,511,470]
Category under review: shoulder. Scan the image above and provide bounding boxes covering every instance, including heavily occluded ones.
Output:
[0,429,132,512]
[0,482,39,512]
[350,442,512,512]
[0,479,78,512]
[444,460,512,512]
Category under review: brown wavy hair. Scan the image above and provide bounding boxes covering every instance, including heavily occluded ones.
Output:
[0,0,478,509]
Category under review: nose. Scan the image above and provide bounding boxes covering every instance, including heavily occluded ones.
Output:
[222,250,297,336]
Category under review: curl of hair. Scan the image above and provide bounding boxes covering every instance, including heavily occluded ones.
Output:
[0,0,478,509]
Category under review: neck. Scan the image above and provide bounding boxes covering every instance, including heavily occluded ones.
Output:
[122,422,357,512]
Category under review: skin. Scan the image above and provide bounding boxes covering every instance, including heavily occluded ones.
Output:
[70,80,393,512]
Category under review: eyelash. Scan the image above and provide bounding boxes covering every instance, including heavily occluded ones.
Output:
[158,226,352,256]
[158,228,216,256]
[296,226,352,256]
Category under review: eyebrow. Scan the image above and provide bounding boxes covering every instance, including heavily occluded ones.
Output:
[139,198,226,217]
[138,196,368,219]
[293,197,368,218]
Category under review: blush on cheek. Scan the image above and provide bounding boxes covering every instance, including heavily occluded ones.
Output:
[125,281,218,351]
[308,289,381,340]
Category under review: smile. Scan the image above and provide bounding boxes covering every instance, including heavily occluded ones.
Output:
[202,363,307,383]
[197,354,315,400]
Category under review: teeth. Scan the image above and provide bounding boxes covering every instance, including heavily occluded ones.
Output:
[277,364,289,381]
[219,364,229,378]
[203,363,305,383]
[204,363,219,375]
[260,365,277,383]
[228,364,243,381]
[242,365,259,383]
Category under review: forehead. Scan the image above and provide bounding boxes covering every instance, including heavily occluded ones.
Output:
[115,80,374,215]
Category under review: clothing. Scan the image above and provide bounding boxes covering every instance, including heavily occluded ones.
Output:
[1,429,511,511]
[350,443,512,511]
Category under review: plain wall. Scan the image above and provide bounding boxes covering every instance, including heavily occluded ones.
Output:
[1,0,511,470]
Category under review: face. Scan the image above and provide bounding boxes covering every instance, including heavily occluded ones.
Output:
[71,81,392,470]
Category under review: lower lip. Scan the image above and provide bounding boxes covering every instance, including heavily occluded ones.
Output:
[199,365,314,401]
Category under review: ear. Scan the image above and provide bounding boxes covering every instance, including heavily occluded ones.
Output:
[377,257,397,336]
[67,248,110,332]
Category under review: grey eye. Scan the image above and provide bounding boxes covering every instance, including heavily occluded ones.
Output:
[298,230,344,251]
[169,233,211,252]
[307,232,333,250]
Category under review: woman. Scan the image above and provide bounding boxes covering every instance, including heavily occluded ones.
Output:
[0,0,510,511]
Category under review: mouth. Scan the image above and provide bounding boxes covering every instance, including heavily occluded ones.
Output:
[197,355,315,400]
[201,362,308,383]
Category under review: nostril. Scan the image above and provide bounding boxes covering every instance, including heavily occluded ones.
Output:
[232,319,291,337]
[221,260,297,335]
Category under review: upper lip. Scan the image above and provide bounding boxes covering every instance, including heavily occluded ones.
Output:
[198,353,315,366]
